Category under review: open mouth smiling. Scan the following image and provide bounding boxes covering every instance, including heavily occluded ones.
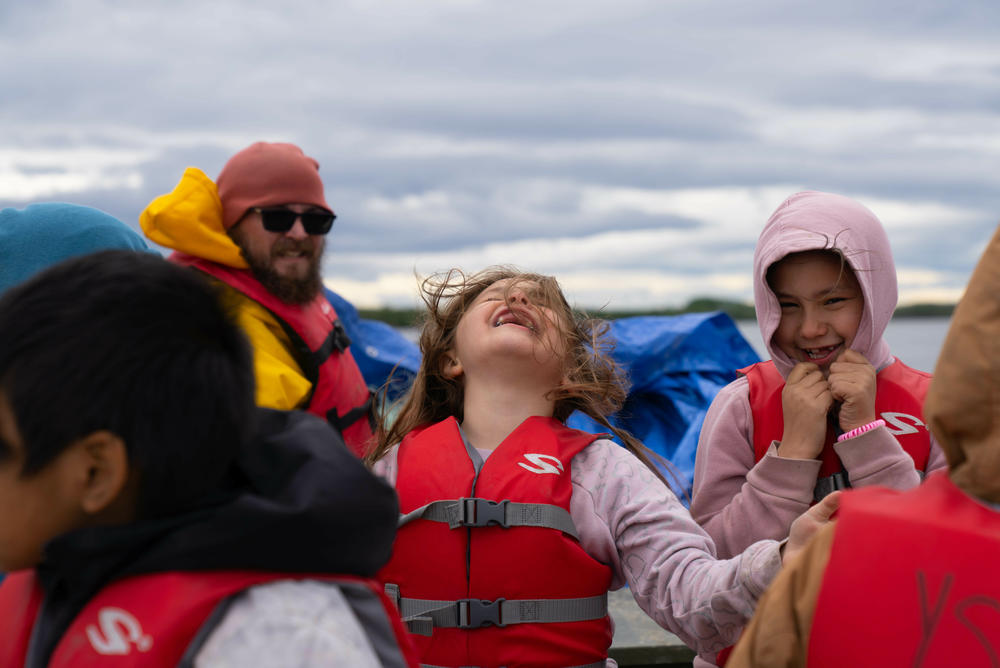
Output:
[492,307,537,332]
[800,344,841,363]
[276,248,310,259]
[272,239,315,260]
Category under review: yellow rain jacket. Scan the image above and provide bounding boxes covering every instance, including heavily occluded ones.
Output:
[140,168,314,411]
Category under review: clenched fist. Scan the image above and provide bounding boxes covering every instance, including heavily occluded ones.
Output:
[827,349,877,432]
[778,362,834,460]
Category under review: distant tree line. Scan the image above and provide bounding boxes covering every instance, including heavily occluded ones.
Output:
[358,298,954,327]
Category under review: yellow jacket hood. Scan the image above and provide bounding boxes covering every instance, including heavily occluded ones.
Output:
[140,167,248,269]
[924,222,1000,502]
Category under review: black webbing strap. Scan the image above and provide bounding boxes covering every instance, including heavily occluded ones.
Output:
[813,470,851,502]
[272,314,350,385]
[281,318,352,377]
[270,313,371,436]
[315,319,352,360]
[327,393,374,434]
[814,466,925,502]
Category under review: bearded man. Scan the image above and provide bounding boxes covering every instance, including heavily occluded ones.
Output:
[141,142,374,457]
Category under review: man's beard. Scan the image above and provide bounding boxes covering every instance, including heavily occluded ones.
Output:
[241,238,324,305]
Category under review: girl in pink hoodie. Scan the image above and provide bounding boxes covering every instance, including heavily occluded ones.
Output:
[691,191,947,559]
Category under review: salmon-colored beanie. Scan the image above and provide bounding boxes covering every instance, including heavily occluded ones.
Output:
[216,142,331,229]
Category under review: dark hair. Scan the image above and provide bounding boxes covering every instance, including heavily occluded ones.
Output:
[369,266,684,496]
[0,250,256,518]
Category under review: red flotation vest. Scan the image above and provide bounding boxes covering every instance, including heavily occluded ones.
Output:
[379,416,613,668]
[715,358,934,667]
[172,254,374,457]
[743,358,931,497]
[0,569,418,667]
[808,472,1000,666]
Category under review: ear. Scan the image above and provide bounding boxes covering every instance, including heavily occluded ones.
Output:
[68,430,131,516]
[441,351,464,379]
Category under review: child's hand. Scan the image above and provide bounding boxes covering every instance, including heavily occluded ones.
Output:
[778,362,833,460]
[782,490,841,565]
[828,349,877,432]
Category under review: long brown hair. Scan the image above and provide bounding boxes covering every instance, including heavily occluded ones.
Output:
[368,265,685,496]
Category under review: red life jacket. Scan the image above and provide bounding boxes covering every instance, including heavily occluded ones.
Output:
[743,358,931,493]
[0,569,419,667]
[808,472,1000,666]
[715,358,934,667]
[379,416,613,668]
[172,254,373,457]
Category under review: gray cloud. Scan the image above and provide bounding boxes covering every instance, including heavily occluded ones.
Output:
[1,0,998,308]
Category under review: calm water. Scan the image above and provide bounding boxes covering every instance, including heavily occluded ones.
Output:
[736,317,951,374]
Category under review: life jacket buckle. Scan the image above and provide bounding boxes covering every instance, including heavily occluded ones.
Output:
[458,597,507,628]
[813,470,852,502]
[330,319,352,352]
[459,498,510,528]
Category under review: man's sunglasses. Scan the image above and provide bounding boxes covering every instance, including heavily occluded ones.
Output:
[251,207,336,235]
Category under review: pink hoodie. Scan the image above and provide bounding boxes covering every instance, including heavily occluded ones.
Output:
[690,191,947,559]
[752,191,896,377]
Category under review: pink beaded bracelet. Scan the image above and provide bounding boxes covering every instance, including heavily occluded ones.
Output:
[836,418,886,442]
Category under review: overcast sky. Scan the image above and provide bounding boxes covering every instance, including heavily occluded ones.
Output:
[2,0,998,309]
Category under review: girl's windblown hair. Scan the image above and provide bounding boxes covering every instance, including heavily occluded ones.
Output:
[370,265,683,495]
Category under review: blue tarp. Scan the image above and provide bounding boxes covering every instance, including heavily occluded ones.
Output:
[565,313,760,500]
[328,289,759,501]
[326,289,421,402]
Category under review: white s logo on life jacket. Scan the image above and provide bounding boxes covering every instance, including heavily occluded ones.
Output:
[86,607,153,655]
[518,453,564,475]
[880,412,926,436]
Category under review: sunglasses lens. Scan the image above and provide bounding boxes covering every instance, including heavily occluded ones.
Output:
[257,208,335,235]
[260,209,298,232]
[300,212,336,235]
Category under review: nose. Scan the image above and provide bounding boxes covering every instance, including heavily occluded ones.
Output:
[799,306,828,339]
[508,287,531,305]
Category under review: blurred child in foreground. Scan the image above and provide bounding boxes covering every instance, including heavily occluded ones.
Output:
[0,249,415,667]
